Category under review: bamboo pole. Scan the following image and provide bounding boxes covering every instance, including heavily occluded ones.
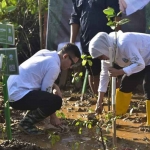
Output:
[2,44,12,140]
[81,69,88,101]
[38,0,43,49]
[109,47,116,147]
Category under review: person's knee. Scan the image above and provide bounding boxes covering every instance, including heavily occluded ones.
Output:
[55,96,62,110]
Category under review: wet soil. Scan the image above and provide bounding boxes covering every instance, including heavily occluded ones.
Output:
[0,88,150,150]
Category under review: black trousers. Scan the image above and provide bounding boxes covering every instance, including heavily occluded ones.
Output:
[119,65,150,100]
[9,91,62,116]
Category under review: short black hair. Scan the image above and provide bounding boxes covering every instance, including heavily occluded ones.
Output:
[60,43,81,58]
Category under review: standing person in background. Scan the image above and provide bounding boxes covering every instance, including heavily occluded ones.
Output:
[69,0,120,96]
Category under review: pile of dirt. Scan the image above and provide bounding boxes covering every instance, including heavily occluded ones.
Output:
[0,139,48,150]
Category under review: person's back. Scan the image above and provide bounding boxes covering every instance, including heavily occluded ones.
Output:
[8,50,60,101]
[117,32,150,68]
[70,0,120,96]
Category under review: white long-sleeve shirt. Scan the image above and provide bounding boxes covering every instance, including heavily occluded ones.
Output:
[7,50,61,101]
[119,0,150,16]
[99,32,150,92]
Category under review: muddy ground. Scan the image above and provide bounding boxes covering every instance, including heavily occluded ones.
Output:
[0,85,150,150]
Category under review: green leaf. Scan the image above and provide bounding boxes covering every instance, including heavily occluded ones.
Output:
[106,14,115,18]
[103,7,115,16]
[88,123,92,129]
[79,72,83,77]
[88,108,94,113]
[74,142,80,150]
[60,112,66,119]
[87,55,92,59]
[82,59,87,66]
[75,122,80,126]
[56,111,61,117]
[103,137,107,142]
[107,21,115,26]
[75,76,80,83]
[10,0,17,5]
[72,77,75,83]
[117,19,130,25]
[81,54,87,59]
[2,0,6,9]
[50,134,60,146]
[106,16,111,21]
[117,11,122,16]
[4,6,16,12]
[78,127,82,134]
[87,60,92,66]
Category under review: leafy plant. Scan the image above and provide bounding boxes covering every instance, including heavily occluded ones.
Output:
[71,142,80,150]
[56,111,66,119]
[0,0,48,63]
[81,54,92,67]
[0,124,6,140]
[48,132,60,147]
[100,7,130,149]
[72,72,83,84]
[103,7,129,31]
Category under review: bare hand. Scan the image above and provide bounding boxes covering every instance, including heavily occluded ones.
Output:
[95,102,103,114]
[109,67,124,77]
[50,114,61,126]
[53,89,62,98]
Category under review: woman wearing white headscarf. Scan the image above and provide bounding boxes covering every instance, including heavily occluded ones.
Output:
[89,31,150,126]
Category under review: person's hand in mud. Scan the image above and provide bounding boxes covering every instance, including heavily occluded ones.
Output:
[95,92,105,115]
[109,67,124,77]
[50,113,61,126]
[95,101,103,114]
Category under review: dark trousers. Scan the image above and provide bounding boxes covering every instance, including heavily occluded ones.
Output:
[119,65,150,100]
[9,91,62,116]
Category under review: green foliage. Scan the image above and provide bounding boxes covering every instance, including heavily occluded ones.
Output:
[0,124,6,140]
[72,72,83,84]
[81,54,92,66]
[71,142,80,150]
[74,119,93,134]
[103,7,130,30]
[0,0,48,63]
[88,108,94,113]
[48,133,60,147]
[56,111,66,119]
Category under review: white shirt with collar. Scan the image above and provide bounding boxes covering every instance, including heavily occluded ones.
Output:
[7,50,61,102]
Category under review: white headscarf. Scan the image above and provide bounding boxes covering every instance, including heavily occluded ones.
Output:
[89,30,123,59]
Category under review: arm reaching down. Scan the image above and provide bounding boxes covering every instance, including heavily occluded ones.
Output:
[96,60,110,114]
